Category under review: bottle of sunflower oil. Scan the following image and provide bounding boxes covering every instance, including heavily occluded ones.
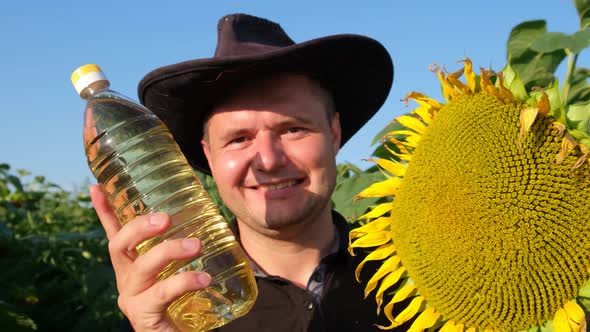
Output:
[71,64,258,332]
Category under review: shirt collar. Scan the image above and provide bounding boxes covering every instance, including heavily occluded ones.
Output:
[227,211,349,277]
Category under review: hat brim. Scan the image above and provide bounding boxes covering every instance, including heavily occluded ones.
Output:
[138,34,393,174]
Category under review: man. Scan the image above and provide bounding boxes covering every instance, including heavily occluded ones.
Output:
[91,13,400,331]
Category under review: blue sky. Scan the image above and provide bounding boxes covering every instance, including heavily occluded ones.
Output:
[1,1,587,191]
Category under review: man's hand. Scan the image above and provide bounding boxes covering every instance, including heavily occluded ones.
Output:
[90,185,212,332]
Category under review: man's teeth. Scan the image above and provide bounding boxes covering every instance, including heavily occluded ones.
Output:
[262,180,298,190]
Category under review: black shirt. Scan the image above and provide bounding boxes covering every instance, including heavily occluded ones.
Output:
[214,211,404,332]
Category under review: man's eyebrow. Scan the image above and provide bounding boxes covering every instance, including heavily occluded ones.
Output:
[278,114,316,127]
[216,127,252,141]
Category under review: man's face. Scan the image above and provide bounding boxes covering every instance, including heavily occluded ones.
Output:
[202,74,341,235]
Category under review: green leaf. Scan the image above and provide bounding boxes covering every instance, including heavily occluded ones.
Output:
[530,32,572,53]
[530,30,590,54]
[7,175,24,192]
[566,100,590,135]
[568,67,590,105]
[336,162,364,178]
[511,51,565,90]
[571,29,590,53]
[570,86,590,105]
[332,171,386,222]
[507,19,568,90]
[501,63,528,101]
[546,80,565,121]
[507,20,547,60]
[575,0,590,29]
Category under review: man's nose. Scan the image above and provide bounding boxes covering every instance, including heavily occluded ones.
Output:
[253,133,286,171]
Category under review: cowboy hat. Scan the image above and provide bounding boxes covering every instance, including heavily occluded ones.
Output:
[138,13,394,174]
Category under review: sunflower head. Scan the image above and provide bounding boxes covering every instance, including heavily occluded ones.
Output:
[349,58,590,332]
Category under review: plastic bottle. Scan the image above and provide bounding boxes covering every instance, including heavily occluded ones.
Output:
[71,64,258,331]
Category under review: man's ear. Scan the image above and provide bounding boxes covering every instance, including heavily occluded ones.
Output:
[330,112,342,154]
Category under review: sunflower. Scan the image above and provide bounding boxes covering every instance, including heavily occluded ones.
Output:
[348,58,590,332]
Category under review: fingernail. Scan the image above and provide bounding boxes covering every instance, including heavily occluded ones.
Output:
[181,238,200,251]
[149,213,166,226]
[197,273,211,285]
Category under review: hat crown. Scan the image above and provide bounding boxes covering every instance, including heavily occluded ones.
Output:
[214,14,296,57]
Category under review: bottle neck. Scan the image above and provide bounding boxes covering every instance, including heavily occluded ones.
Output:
[80,80,110,99]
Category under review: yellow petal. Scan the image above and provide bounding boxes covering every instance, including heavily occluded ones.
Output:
[396,115,427,135]
[354,244,397,282]
[572,144,590,170]
[458,58,477,92]
[366,158,407,177]
[357,202,393,220]
[446,73,471,95]
[555,134,577,165]
[518,107,539,148]
[350,216,391,238]
[378,296,425,329]
[431,64,461,101]
[375,266,407,313]
[536,90,551,116]
[564,301,586,331]
[354,177,401,200]
[495,73,515,103]
[384,140,413,161]
[349,231,392,253]
[480,68,496,92]
[407,307,441,332]
[364,256,401,298]
[404,91,443,109]
[391,283,417,304]
[386,130,422,148]
[412,105,434,124]
[554,307,571,332]
[465,328,476,332]
[440,320,464,332]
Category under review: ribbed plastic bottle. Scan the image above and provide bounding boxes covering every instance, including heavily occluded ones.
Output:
[71,64,258,332]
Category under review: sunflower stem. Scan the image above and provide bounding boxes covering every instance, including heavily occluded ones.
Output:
[561,49,579,107]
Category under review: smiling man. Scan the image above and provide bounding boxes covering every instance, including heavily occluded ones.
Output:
[91,13,398,331]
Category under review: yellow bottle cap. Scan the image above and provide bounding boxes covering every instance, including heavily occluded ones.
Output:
[71,64,108,95]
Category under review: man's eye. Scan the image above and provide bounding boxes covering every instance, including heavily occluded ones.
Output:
[229,136,248,145]
[285,127,305,134]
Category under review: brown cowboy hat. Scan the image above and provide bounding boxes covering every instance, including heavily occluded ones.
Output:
[138,13,394,174]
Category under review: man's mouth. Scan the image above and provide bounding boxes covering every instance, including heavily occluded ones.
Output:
[253,179,303,190]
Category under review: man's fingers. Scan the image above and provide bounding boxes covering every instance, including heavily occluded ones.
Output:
[108,213,171,254]
[90,184,121,240]
[107,212,171,280]
[123,271,212,321]
[124,238,204,296]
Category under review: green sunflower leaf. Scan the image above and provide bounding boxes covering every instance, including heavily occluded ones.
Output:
[332,171,386,223]
[507,20,547,60]
[571,29,590,53]
[568,67,590,105]
[546,80,564,120]
[566,100,590,135]
[507,20,567,90]
[574,0,590,30]
[530,30,590,54]
[578,278,590,298]
[530,32,572,53]
[502,63,528,101]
